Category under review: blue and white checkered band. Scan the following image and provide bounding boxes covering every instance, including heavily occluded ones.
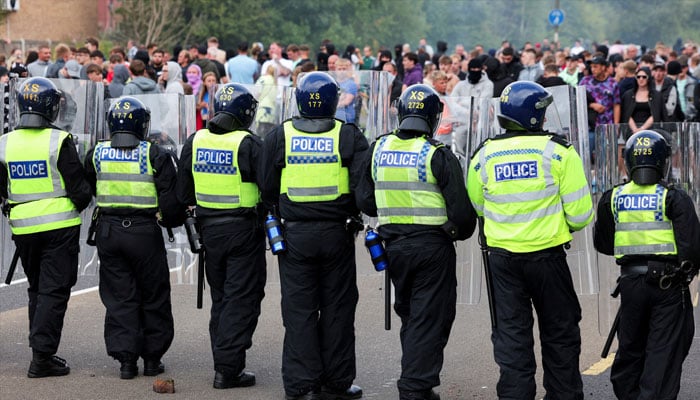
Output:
[8,160,48,179]
[290,136,334,153]
[615,194,660,212]
[377,151,419,168]
[194,148,237,175]
[494,160,539,182]
[287,155,339,164]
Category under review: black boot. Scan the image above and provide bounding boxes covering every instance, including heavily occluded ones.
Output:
[143,359,165,376]
[399,389,440,400]
[321,384,363,399]
[27,351,70,378]
[117,353,138,379]
[213,371,256,389]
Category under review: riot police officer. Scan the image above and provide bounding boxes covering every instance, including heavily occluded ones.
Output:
[84,96,182,379]
[176,83,266,389]
[465,81,593,400]
[261,71,368,400]
[356,84,477,400]
[593,130,700,399]
[0,77,91,378]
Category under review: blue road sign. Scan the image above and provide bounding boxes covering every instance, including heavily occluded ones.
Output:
[548,9,565,26]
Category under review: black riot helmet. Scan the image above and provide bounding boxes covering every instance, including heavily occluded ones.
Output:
[497,81,553,132]
[17,77,62,127]
[107,96,151,148]
[210,83,258,131]
[397,84,443,136]
[624,130,671,185]
[295,72,340,119]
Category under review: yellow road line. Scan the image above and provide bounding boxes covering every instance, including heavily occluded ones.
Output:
[582,353,615,375]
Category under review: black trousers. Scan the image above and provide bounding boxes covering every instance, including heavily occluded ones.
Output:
[489,247,583,400]
[201,219,266,375]
[95,216,174,362]
[385,231,456,396]
[14,225,80,355]
[611,275,694,400]
[278,221,358,397]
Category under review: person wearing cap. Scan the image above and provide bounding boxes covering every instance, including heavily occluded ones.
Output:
[652,62,684,121]
[579,55,620,159]
[668,59,692,118]
[61,60,82,80]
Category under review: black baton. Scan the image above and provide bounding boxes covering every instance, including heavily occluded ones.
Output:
[601,281,621,358]
[478,218,497,329]
[385,266,391,330]
[196,250,205,309]
[4,248,20,285]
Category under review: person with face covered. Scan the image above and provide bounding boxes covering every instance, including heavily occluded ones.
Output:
[450,58,494,104]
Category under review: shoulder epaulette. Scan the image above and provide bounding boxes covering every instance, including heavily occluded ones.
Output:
[548,134,572,148]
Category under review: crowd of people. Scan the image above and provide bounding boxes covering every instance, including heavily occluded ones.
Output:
[1,34,700,400]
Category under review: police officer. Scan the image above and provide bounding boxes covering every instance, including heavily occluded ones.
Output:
[176,83,266,389]
[0,77,91,378]
[84,96,182,379]
[466,81,593,400]
[261,71,368,400]
[593,130,700,399]
[356,84,477,400]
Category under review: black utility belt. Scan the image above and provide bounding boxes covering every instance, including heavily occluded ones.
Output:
[621,261,680,290]
[100,215,157,228]
[198,215,255,227]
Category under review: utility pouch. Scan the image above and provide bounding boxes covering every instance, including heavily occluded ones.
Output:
[646,261,675,289]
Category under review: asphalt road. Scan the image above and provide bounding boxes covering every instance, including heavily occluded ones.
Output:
[1,250,698,399]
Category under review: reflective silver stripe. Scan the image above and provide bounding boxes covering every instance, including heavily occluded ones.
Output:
[375,181,441,193]
[97,195,157,205]
[614,243,676,255]
[542,140,555,187]
[378,207,447,217]
[9,192,64,202]
[48,130,67,196]
[196,193,240,204]
[0,134,7,163]
[568,208,593,224]
[484,186,559,203]
[561,185,590,204]
[616,221,673,231]
[472,202,484,213]
[288,186,338,196]
[10,210,79,228]
[484,202,563,223]
[97,172,154,183]
[478,146,488,184]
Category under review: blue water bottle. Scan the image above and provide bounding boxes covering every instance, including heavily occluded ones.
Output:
[365,228,388,272]
[265,213,286,255]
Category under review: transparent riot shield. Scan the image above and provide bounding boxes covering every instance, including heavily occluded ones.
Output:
[596,122,700,337]
[457,86,597,302]
[1,78,104,285]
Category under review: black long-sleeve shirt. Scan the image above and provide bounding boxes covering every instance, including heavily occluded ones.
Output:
[356,131,477,241]
[84,141,184,227]
[594,184,700,267]
[1,132,92,212]
[260,117,369,222]
[176,130,263,219]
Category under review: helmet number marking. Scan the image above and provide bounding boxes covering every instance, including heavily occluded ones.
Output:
[407,101,424,109]
[308,92,322,108]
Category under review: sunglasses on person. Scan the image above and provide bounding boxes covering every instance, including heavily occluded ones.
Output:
[636,75,649,79]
